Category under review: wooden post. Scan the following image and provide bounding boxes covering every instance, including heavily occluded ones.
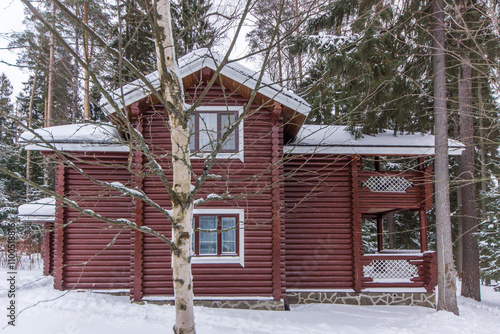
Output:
[271,102,283,301]
[419,209,428,252]
[351,155,362,292]
[376,215,384,252]
[42,222,52,276]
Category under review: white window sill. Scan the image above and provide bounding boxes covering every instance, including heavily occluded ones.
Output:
[191,256,243,267]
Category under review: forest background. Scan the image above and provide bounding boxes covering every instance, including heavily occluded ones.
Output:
[0,0,499,317]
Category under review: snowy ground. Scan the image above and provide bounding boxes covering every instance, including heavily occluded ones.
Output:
[1,269,499,334]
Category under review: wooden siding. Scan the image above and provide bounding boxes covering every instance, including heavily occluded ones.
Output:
[137,83,283,298]
[59,153,133,290]
[284,155,354,290]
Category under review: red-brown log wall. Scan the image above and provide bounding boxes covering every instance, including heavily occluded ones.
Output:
[284,155,354,290]
[138,83,284,298]
[59,153,133,290]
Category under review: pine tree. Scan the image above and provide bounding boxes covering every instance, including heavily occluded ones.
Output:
[11,4,80,125]
[247,0,304,90]
[432,0,459,315]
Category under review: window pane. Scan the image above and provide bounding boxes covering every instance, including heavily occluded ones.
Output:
[198,113,218,151]
[199,216,217,255]
[221,217,236,254]
[220,113,237,151]
[188,115,195,151]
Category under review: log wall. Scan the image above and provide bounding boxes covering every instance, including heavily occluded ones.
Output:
[284,155,354,290]
[136,83,285,299]
[56,153,133,290]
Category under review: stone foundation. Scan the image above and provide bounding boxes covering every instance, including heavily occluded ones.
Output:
[138,299,285,311]
[287,291,436,308]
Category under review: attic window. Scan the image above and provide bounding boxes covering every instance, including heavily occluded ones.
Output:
[187,106,244,161]
[189,111,237,153]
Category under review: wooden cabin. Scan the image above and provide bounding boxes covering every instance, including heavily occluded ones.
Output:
[21,49,464,310]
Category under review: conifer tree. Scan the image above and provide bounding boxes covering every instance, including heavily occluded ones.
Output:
[171,0,216,57]
[0,74,26,222]
[247,0,305,90]
[298,0,433,134]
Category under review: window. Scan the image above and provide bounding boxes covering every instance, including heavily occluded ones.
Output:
[188,106,244,161]
[192,214,239,256]
[187,208,245,266]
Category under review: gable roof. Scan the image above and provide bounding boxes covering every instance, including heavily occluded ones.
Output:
[101,48,311,117]
[285,124,465,156]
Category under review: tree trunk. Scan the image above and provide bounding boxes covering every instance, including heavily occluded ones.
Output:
[478,85,487,220]
[155,1,195,333]
[26,55,41,197]
[457,188,463,277]
[47,1,56,127]
[432,0,459,315]
[459,52,481,301]
[83,1,90,120]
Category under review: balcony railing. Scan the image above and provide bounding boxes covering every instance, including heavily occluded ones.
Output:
[361,251,437,292]
[358,169,433,215]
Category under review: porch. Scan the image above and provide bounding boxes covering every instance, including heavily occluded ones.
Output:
[352,157,437,293]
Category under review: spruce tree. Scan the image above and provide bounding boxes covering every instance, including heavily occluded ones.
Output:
[0,74,25,223]
[298,1,434,135]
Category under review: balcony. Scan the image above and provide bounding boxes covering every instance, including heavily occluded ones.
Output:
[358,168,433,216]
[361,251,437,292]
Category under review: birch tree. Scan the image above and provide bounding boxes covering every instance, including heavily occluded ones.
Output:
[15,0,295,332]
[154,0,195,331]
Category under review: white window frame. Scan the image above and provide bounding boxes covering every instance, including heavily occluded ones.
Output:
[188,106,244,162]
[170,208,245,267]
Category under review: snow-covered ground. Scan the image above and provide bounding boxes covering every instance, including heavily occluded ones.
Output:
[1,268,499,334]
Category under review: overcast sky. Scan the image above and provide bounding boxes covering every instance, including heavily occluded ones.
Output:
[0,0,255,106]
[0,0,27,100]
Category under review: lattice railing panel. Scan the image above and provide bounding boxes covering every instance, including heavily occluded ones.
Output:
[363,259,419,280]
[363,176,413,193]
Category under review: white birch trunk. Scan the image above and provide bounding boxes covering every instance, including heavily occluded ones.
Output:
[155,1,195,333]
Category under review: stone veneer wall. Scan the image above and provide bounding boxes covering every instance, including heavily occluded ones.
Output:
[137,299,285,311]
[287,291,436,308]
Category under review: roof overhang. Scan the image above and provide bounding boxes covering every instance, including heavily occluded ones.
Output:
[284,125,465,156]
[20,123,130,152]
[18,197,55,223]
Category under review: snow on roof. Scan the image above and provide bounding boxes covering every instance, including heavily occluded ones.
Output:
[18,197,55,222]
[284,124,465,156]
[102,48,311,117]
[20,123,129,152]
